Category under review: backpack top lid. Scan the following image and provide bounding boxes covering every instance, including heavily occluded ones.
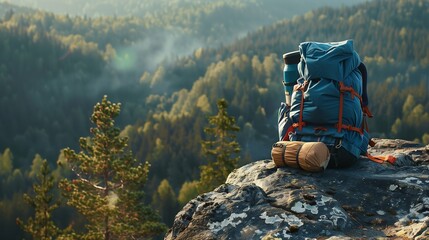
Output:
[283,51,301,65]
[298,40,361,81]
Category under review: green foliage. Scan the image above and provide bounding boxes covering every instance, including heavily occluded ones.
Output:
[0,148,13,176]
[198,99,240,193]
[28,154,45,179]
[59,96,166,239]
[16,160,64,239]
[151,179,179,226]
[3,0,357,46]
[422,133,429,145]
[391,93,429,141]
[1,167,26,200]
[148,0,429,143]
[0,1,429,238]
[1,193,32,239]
[178,181,199,206]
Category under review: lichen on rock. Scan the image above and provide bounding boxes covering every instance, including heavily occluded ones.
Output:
[165,139,429,239]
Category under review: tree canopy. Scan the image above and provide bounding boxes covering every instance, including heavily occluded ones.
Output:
[59,96,166,239]
[0,1,428,238]
[198,99,241,193]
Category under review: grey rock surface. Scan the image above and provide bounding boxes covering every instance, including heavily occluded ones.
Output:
[165,139,429,239]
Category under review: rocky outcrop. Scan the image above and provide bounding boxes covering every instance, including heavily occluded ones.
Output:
[165,139,429,239]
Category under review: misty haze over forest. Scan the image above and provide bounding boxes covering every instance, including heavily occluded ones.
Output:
[3,0,369,69]
[1,0,428,239]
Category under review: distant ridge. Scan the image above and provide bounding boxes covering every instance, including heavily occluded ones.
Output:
[6,0,367,17]
[0,2,35,16]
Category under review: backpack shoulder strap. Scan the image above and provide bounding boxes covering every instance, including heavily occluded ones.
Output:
[358,62,373,118]
[358,62,368,107]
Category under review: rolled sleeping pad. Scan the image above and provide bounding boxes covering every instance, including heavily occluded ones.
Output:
[271,141,330,172]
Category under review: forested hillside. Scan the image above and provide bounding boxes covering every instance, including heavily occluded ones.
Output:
[0,0,368,166]
[0,0,428,239]
[9,0,366,18]
[129,0,429,225]
[5,0,367,47]
[140,0,429,142]
[0,2,33,15]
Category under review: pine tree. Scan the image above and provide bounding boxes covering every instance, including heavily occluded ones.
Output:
[151,179,179,226]
[178,181,199,206]
[59,96,166,240]
[16,159,63,240]
[0,148,13,176]
[198,98,240,193]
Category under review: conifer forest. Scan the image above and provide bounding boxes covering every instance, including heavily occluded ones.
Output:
[0,0,428,238]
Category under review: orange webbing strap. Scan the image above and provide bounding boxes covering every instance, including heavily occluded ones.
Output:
[340,83,362,102]
[338,82,364,133]
[336,124,363,135]
[366,153,396,165]
[292,122,306,129]
[282,125,295,141]
[363,105,373,118]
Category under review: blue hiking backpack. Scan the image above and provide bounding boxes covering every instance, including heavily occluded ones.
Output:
[277,40,373,168]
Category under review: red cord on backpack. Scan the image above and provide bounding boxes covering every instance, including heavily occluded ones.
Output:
[366,153,397,165]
